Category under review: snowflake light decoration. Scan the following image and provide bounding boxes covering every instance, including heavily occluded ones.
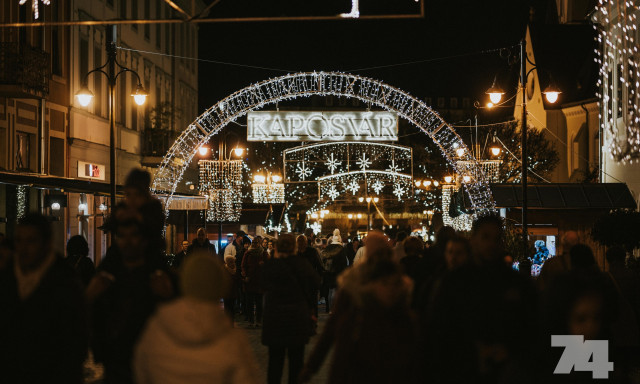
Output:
[326,153,342,174]
[393,184,406,201]
[386,159,402,174]
[295,163,312,180]
[310,222,322,235]
[327,184,340,200]
[372,180,385,194]
[356,154,372,171]
[19,0,50,20]
[345,179,360,195]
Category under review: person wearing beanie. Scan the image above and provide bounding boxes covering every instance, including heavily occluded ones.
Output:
[320,229,348,313]
[134,254,260,384]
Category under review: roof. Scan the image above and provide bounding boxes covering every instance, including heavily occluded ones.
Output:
[529,23,599,108]
[490,183,637,209]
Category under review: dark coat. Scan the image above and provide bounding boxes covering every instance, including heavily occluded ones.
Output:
[66,253,96,287]
[0,256,88,384]
[300,246,324,277]
[187,239,217,259]
[242,247,265,293]
[321,244,348,290]
[91,248,167,384]
[304,268,420,384]
[261,256,320,347]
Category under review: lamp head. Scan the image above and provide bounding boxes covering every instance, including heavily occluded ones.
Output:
[490,145,502,156]
[373,197,379,203]
[366,197,372,203]
[233,147,244,157]
[271,175,282,183]
[543,84,561,104]
[424,180,432,187]
[132,84,148,106]
[358,197,364,203]
[75,85,94,107]
[254,174,266,183]
[486,79,505,104]
[415,180,422,187]
[444,176,453,184]
[433,181,439,187]
[455,148,465,157]
[198,146,209,156]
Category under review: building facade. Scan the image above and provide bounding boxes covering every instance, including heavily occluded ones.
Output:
[0,0,202,261]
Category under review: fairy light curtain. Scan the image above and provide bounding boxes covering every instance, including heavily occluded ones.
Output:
[594,0,640,162]
[198,160,243,222]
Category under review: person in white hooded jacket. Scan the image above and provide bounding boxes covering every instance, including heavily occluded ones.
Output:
[134,252,260,384]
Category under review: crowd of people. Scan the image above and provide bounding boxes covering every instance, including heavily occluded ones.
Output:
[0,169,639,384]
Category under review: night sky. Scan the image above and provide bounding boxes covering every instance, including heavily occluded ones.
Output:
[197,0,550,112]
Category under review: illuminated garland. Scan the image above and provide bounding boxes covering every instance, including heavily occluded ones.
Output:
[198,160,243,222]
[252,183,285,204]
[318,170,413,201]
[16,185,27,220]
[151,72,496,218]
[441,184,473,231]
[593,1,640,162]
[19,0,50,20]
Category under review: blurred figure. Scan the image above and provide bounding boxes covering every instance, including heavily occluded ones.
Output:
[66,234,96,287]
[262,234,320,384]
[607,246,640,326]
[320,230,348,313]
[393,231,408,262]
[223,254,241,324]
[297,235,323,318]
[444,235,472,271]
[539,230,580,287]
[540,270,620,382]
[188,228,216,259]
[469,215,504,266]
[124,169,165,255]
[267,240,275,259]
[345,236,360,266]
[570,243,598,271]
[243,240,265,327]
[301,230,419,384]
[173,240,190,269]
[304,227,315,247]
[88,204,174,384]
[262,237,269,249]
[134,254,260,384]
[423,226,456,270]
[0,236,14,271]
[0,213,87,384]
[400,236,425,282]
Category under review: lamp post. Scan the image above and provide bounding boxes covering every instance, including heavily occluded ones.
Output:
[486,38,560,256]
[75,25,148,212]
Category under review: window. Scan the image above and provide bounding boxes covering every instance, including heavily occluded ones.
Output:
[94,46,103,117]
[437,97,445,108]
[120,0,127,19]
[49,137,64,176]
[155,0,161,49]
[425,97,432,106]
[450,97,458,109]
[462,98,470,109]
[15,132,31,170]
[144,0,150,40]
[131,0,138,29]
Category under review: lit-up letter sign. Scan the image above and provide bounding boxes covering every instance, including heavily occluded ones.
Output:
[247,111,398,141]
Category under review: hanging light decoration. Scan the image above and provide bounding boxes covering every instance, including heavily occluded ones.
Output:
[19,0,51,20]
[593,1,640,163]
[198,160,243,222]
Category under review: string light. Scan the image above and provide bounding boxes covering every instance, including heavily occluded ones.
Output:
[593,1,640,162]
[17,185,27,219]
[19,0,51,20]
[198,160,243,222]
[151,72,497,218]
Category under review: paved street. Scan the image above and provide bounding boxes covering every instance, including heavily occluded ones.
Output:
[240,305,332,384]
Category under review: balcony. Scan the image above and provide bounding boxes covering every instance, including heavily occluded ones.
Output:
[0,43,50,98]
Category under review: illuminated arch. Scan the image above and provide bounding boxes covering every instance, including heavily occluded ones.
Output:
[151,71,496,214]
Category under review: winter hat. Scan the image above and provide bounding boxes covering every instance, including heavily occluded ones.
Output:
[331,228,342,244]
[180,253,229,302]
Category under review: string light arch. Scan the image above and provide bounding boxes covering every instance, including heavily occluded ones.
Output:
[151,71,496,216]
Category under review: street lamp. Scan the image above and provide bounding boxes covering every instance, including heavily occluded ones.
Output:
[75,25,148,212]
[485,39,560,255]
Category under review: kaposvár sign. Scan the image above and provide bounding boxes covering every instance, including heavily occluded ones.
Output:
[247,111,398,141]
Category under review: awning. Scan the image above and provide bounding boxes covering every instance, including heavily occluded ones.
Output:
[490,183,637,209]
[154,194,208,210]
[0,170,123,195]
